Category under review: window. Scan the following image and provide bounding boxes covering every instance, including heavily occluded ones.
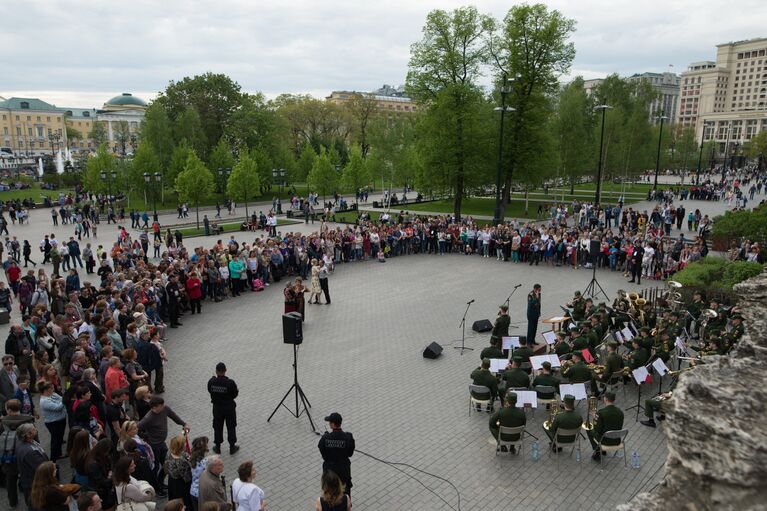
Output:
[2,127,7,135]
[36,127,43,137]
[15,115,19,121]
[20,101,29,109]
[28,128,32,136]
[46,116,50,122]
[16,127,20,136]
[82,111,90,117]
[36,116,40,122]
[26,116,31,121]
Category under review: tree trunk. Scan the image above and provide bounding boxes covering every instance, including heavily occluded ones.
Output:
[454,114,465,222]
[196,201,200,230]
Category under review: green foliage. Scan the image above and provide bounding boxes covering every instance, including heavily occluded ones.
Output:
[673,257,763,291]
[296,144,316,182]
[174,107,207,157]
[83,144,116,194]
[89,122,108,148]
[208,138,235,192]
[341,146,370,194]
[744,131,767,170]
[167,140,193,190]
[712,204,767,239]
[227,150,261,203]
[66,125,82,140]
[41,173,61,187]
[130,144,162,199]
[251,148,273,194]
[554,77,593,191]
[175,152,215,228]
[307,150,338,200]
[141,103,175,171]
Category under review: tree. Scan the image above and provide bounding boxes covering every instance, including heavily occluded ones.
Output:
[345,93,379,156]
[175,152,214,229]
[156,72,246,159]
[66,125,82,141]
[553,77,593,194]
[251,148,273,195]
[406,6,493,220]
[167,140,193,190]
[89,121,109,148]
[227,150,261,217]
[307,150,338,201]
[488,3,576,215]
[745,131,767,171]
[174,107,206,157]
[341,146,370,197]
[131,143,162,205]
[141,102,175,171]
[208,138,235,193]
[83,144,116,194]
[113,121,131,156]
[296,143,316,182]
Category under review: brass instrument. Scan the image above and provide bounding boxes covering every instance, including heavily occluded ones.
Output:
[667,366,696,377]
[621,366,631,377]
[588,363,606,377]
[701,309,718,319]
[582,396,598,431]
[628,292,639,302]
[667,280,683,289]
[635,298,647,307]
[542,396,561,431]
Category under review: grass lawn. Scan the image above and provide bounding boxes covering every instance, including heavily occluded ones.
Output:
[179,218,302,238]
[550,181,654,194]
[0,184,73,202]
[334,198,543,222]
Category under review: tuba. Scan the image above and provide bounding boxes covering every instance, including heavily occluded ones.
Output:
[582,396,599,431]
[543,395,561,431]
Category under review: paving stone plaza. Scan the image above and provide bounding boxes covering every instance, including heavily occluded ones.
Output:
[0,189,737,510]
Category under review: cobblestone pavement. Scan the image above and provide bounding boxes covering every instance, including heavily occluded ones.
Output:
[0,185,748,510]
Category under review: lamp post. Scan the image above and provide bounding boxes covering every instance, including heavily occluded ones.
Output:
[48,132,61,156]
[653,112,669,192]
[272,168,286,213]
[100,169,117,198]
[217,167,231,207]
[696,120,709,185]
[492,73,516,226]
[144,172,162,218]
[595,105,612,205]
[721,121,731,178]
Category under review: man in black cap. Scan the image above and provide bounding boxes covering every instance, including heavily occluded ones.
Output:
[318,412,355,495]
[165,274,183,328]
[587,391,624,461]
[489,391,526,453]
[628,240,644,284]
[526,284,541,344]
[545,394,583,451]
[503,356,530,389]
[532,361,559,400]
[207,362,239,455]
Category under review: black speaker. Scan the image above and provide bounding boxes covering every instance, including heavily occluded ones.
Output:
[589,240,601,258]
[282,312,303,344]
[0,309,8,325]
[423,342,443,359]
[472,319,493,333]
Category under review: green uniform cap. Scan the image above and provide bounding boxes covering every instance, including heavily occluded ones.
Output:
[604,391,616,401]
[512,355,524,363]
[563,394,576,405]
[499,304,509,311]
[506,391,518,403]
[542,361,552,370]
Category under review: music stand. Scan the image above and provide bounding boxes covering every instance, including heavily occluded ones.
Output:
[454,301,475,354]
[583,263,607,300]
[625,364,651,422]
[267,343,317,432]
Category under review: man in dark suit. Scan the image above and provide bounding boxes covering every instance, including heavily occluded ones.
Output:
[587,392,625,461]
[491,305,510,345]
[629,240,644,284]
[0,354,20,414]
[15,423,49,508]
[527,284,541,344]
[471,359,499,406]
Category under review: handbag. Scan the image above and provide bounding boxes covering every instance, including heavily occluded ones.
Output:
[116,484,151,511]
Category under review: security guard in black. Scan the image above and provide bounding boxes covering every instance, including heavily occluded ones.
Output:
[319,412,356,495]
[207,362,239,454]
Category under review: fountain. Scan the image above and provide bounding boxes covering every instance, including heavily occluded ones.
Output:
[38,157,44,177]
[55,150,64,174]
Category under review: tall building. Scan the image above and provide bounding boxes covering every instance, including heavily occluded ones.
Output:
[626,72,681,124]
[679,37,767,157]
[582,78,604,97]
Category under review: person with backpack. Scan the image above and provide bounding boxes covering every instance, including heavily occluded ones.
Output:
[0,398,35,508]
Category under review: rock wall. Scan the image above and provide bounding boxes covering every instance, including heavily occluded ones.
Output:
[619,271,767,511]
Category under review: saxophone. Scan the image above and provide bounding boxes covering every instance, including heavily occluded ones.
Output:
[543,395,560,431]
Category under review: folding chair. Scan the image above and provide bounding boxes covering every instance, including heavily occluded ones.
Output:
[469,384,493,416]
[598,429,629,469]
[495,425,526,461]
[550,427,582,469]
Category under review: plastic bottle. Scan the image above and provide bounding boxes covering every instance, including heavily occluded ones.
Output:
[631,450,641,469]
[531,440,539,462]
[576,447,582,462]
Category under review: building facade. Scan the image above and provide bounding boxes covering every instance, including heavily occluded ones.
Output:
[626,72,681,124]
[0,92,147,158]
[326,87,419,114]
[679,37,767,159]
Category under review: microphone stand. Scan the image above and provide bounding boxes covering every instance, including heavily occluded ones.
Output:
[454,300,475,354]
[504,284,524,328]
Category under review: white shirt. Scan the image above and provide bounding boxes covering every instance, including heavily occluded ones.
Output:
[232,479,265,511]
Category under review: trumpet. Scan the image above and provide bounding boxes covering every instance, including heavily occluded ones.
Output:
[587,363,606,377]
[582,396,598,431]
[667,366,696,377]
[667,280,683,289]
[543,395,561,431]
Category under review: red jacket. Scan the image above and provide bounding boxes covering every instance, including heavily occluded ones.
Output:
[186,277,202,300]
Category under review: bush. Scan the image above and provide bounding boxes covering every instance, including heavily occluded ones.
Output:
[673,257,763,291]
[712,203,767,240]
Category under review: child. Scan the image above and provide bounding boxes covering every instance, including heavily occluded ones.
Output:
[13,375,38,419]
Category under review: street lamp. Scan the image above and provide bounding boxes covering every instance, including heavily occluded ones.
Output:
[144,172,162,218]
[595,105,612,205]
[218,167,231,206]
[653,112,669,192]
[696,120,710,185]
[271,168,286,213]
[492,72,516,226]
[100,169,117,198]
[721,121,732,178]
[47,132,61,156]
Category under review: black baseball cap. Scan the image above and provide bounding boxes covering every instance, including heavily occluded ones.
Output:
[216,362,227,372]
[324,412,343,425]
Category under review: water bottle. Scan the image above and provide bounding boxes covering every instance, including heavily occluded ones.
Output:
[631,450,641,469]
[576,447,582,462]
[531,440,539,462]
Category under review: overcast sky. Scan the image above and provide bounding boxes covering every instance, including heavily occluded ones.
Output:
[1,0,765,108]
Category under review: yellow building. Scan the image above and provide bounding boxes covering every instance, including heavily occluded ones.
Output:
[0,97,66,157]
[63,107,97,153]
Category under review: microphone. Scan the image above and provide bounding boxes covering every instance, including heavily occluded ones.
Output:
[466,299,475,304]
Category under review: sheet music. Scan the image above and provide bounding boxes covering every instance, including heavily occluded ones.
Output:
[542,330,558,345]
[546,354,561,367]
[652,358,670,376]
[621,327,634,341]
[529,355,548,371]
[613,330,624,342]
[514,390,538,408]
[559,383,587,401]
[490,358,508,373]
[502,336,520,350]
[632,366,650,385]
[675,337,687,352]
[569,322,576,330]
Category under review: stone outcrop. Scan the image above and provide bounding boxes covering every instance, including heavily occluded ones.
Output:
[619,271,767,511]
